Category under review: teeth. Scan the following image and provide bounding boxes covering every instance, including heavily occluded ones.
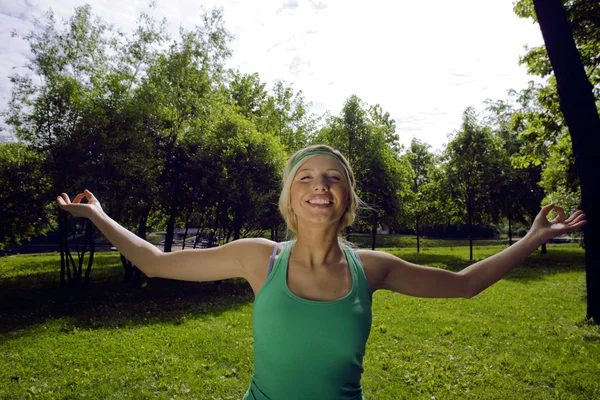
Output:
[309,199,331,205]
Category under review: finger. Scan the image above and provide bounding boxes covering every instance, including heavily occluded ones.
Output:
[72,193,86,204]
[540,203,555,218]
[84,189,97,201]
[560,220,587,233]
[61,193,71,204]
[56,196,66,206]
[563,210,583,224]
[554,206,566,222]
[569,213,587,226]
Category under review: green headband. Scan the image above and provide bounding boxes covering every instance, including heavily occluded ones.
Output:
[290,149,345,172]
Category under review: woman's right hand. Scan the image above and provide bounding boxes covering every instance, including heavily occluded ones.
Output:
[56,190,103,219]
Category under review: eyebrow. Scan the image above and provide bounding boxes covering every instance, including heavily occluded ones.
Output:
[297,168,343,173]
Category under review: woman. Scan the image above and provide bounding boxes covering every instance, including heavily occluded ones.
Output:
[57,144,586,400]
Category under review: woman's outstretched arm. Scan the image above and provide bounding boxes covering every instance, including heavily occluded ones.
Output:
[359,204,587,298]
[56,190,269,283]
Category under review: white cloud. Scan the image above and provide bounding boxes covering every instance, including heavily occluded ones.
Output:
[0,0,544,150]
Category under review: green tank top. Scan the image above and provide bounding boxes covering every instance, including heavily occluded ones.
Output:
[243,241,373,400]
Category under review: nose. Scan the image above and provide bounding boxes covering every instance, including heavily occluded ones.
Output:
[313,175,329,192]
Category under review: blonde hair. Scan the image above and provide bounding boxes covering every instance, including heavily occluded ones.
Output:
[278,145,360,235]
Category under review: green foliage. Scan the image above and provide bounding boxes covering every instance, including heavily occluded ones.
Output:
[511,0,599,212]
[514,0,600,95]
[3,4,297,258]
[443,108,502,226]
[539,136,581,213]
[402,138,441,248]
[264,81,315,153]
[483,96,546,226]
[0,143,55,249]
[316,95,411,244]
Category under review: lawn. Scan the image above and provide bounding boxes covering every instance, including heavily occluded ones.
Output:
[1,244,599,399]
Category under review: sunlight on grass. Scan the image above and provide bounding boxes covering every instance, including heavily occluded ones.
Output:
[1,244,599,399]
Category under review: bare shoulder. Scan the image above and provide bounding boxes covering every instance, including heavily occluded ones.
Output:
[230,238,279,296]
[355,249,404,292]
[229,237,278,267]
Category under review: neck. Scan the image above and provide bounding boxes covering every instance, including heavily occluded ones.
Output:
[291,222,344,269]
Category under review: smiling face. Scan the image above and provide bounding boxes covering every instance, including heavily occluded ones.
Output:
[290,154,350,230]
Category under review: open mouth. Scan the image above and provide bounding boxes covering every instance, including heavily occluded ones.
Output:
[306,199,333,206]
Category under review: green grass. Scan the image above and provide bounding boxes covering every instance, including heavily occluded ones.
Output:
[1,244,599,399]
[350,233,517,249]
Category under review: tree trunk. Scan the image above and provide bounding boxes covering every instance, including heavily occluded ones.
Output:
[182,211,191,250]
[209,196,222,248]
[164,205,176,253]
[468,208,473,261]
[534,0,600,322]
[416,214,421,253]
[121,254,134,283]
[59,211,67,287]
[508,214,513,246]
[371,214,377,251]
[82,219,95,288]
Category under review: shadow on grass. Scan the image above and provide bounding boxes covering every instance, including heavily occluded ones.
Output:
[1,246,587,337]
[0,265,254,337]
[387,247,586,283]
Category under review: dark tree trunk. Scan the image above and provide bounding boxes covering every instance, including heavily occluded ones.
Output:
[59,211,67,287]
[209,196,222,248]
[193,227,201,249]
[468,206,473,261]
[58,215,95,294]
[534,0,600,322]
[416,214,421,253]
[508,214,513,246]
[81,219,95,289]
[233,211,242,241]
[182,211,191,250]
[164,205,176,253]
[122,207,149,284]
[371,214,377,251]
[121,254,134,283]
[138,207,149,240]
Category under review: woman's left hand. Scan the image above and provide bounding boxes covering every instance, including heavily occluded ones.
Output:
[530,204,587,244]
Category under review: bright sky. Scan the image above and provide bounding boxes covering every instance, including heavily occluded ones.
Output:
[0,0,544,150]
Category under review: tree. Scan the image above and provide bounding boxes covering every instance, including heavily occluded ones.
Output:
[138,8,232,253]
[512,0,598,225]
[444,107,502,260]
[4,5,117,290]
[259,81,316,154]
[531,0,600,322]
[317,95,409,247]
[403,139,437,252]
[0,143,55,249]
[484,97,546,246]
